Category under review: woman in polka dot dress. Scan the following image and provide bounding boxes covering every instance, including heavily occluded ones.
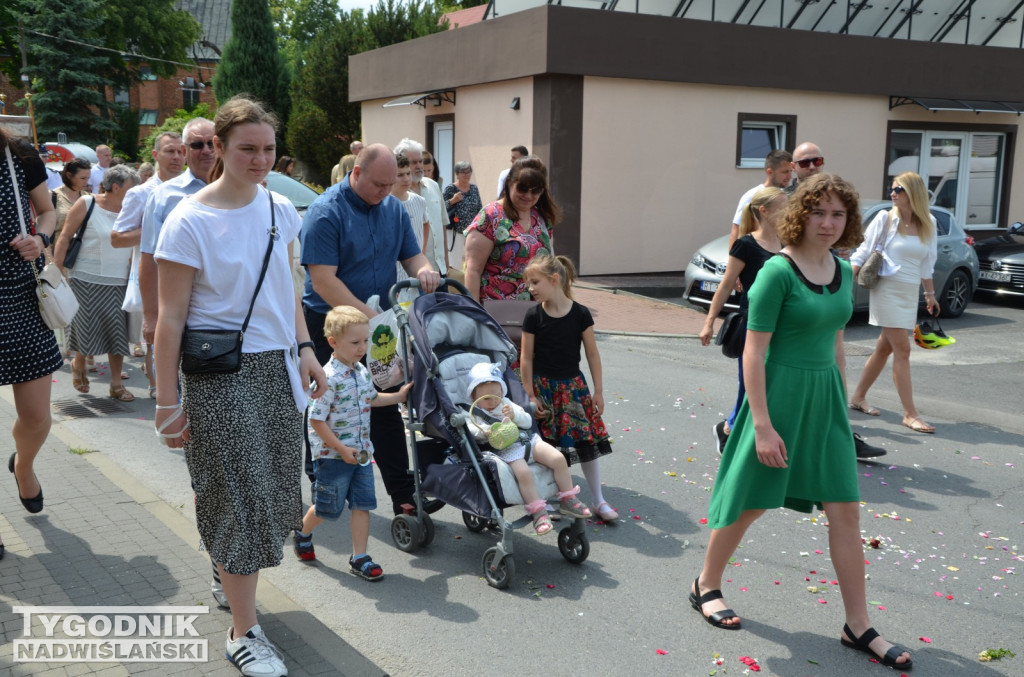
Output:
[1,130,62,555]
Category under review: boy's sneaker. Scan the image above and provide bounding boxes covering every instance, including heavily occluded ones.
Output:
[713,421,729,454]
[225,624,287,676]
[211,560,229,609]
[349,554,384,581]
[293,531,315,561]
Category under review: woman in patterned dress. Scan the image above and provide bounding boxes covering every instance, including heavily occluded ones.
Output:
[1,131,61,550]
[463,156,561,302]
[153,96,326,676]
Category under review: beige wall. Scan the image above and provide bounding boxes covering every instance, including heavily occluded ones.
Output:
[579,76,1021,274]
[360,78,534,196]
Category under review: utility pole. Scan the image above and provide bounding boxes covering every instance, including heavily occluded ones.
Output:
[18,21,39,149]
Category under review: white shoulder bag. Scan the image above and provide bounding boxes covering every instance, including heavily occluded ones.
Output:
[5,145,80,329]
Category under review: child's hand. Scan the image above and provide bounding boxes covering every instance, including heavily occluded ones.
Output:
[397,381,413,402]
[338,446,358,465]
[592,391,605,416]
[501,404,514,419]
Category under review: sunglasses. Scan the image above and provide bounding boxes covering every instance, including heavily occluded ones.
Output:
[890,185,906,195]
[515,184,544,196]
[188,140,214,150]
[795,156,824,169]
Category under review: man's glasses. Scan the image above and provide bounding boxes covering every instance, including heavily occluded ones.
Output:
[890,185,906,195]
[515,184,544,196]
[795,156,824,169]
[188,140,214,150]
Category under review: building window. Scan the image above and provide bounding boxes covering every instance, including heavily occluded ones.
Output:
[736,113,796,168]
[114,87,130,106]
[181,77,202,111]
[886,126,1010,228]
[139,110,158,126]
[140,66,158,81]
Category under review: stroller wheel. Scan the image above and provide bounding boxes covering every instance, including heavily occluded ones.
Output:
[419,513,435,547]
[558,528,590,564]
[463,511,488,533]
[391,514,422,553]
[481,547,515,590]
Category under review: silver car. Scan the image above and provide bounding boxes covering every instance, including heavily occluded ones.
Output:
[683,202,980,318]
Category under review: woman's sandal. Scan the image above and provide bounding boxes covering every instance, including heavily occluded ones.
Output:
[840,624,913,670]
[71,365,89,394]
[593,501,618,521]
[109,385,135,402]
[688,577,741,630]
[902,417,935,434]
[849,400,881,416]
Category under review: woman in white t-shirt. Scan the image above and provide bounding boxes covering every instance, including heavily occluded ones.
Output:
[153,96,326,677]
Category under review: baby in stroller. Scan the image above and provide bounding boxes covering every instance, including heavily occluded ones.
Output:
[465,362,591,534]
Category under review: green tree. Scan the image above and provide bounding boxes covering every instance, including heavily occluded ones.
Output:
[269,0,341,72]
[213,0,290,125]
[286,0,447,183]
[16,0,119,144]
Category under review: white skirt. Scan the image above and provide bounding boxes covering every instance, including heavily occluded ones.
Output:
[868,277,919,330]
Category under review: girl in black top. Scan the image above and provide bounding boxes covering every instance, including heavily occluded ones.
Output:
[699,186,786,445]
[521,254,616,521]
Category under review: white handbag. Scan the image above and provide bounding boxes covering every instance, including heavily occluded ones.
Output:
[5,145,80,329]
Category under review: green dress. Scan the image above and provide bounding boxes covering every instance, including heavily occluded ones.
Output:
[707,254,859,529]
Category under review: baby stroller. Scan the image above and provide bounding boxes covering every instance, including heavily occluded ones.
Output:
[387,278,591,589]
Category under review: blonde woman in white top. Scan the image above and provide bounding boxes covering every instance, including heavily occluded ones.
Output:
[54,164,138,400]
[848,172,939,433]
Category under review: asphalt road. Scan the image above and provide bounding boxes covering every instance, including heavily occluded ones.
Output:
[36,293,1024,677]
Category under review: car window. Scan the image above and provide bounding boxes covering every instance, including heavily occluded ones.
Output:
[265,172,318,211]
[931,209,951,236]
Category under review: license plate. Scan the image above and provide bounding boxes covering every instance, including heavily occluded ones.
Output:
[980,271,1012,282]
[700,281,719,292]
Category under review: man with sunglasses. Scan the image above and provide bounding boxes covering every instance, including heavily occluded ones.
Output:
[791,142,826,183]
[137,118,216,347]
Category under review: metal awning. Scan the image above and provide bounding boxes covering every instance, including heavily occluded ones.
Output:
[382,90,456,108]
[890,96,1024,114]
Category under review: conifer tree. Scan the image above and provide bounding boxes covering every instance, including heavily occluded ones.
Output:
[213,0,289,123]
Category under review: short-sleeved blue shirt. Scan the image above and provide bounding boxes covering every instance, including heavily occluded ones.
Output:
[300,177,419,313]
[140,168,207,255]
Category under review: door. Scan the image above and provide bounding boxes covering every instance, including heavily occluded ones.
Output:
[431,120,454,188]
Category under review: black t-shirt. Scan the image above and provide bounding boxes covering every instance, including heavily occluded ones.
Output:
[729,234,776,307]
[522,301,595,379]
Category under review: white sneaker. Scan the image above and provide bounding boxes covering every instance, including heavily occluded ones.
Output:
[225,624,288,676]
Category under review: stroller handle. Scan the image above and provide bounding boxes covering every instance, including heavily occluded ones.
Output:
[387,277,471,307]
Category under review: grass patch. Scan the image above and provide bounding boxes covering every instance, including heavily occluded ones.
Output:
[68,447,96,455]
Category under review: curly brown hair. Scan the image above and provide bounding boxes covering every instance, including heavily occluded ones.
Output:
[777,173,864,250]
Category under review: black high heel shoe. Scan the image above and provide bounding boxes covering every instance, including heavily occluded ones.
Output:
[8,453,43,514]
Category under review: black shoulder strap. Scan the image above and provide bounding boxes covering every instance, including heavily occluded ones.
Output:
[240,190,277,335]
[72,196,96,242]
[51,190,58,208]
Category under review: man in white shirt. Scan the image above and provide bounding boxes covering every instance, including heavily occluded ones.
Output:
[728,149,792,249]
[110,132,186,249]
[137,118,215,345]
[89,144,112,193]
[394,138,450,274]
[496,144,528,198]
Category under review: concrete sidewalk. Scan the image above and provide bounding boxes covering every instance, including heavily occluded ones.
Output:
[0,396,384,677]
[574,282,707,337]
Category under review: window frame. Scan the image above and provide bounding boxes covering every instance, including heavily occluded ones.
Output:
[735,113,796,169]
[139,110,158,126]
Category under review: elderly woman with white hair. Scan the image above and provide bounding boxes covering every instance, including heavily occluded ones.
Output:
[443,160,482,269]
[54,164,140,401]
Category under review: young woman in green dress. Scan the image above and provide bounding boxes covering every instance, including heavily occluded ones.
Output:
[690,174,913,671]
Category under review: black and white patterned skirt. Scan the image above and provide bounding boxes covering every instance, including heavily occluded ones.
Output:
[0,263,63,386]
[181,350,303,576]
[67,278,130,357]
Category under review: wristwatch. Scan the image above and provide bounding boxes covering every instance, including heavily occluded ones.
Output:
[36,232,51,248]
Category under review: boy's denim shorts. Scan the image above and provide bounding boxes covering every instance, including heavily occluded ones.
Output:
[312,457,377,520]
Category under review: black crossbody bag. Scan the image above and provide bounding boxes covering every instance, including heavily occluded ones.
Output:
[180,192,276,375]
[62,196,96,269]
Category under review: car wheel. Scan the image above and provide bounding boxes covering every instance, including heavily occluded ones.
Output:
[939,269,972,319]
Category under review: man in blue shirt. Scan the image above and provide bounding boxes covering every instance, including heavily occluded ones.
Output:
[302,144,440,514]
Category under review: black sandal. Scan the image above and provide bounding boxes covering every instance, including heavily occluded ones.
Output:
[840,623,913,670]
[688,577,741,630]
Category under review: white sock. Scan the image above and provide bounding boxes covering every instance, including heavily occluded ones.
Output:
[581,459,605,506]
